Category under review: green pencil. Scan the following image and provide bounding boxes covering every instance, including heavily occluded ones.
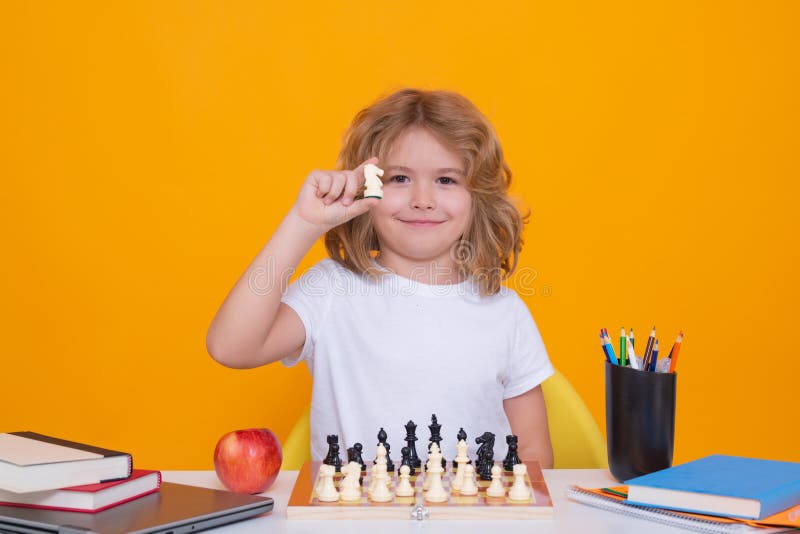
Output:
[619,327,627,367]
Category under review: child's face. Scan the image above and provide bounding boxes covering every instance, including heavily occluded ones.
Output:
[372,126,472,274]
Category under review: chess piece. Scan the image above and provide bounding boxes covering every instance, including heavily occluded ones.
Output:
[339,462,362,502]
[423,444,448,503]
[323,434,343,472]
[456,427,472,465]
[369,462,393,502]
[486,465,506,498]
[508,463,531,502]
[376,428,395,472]
[395,465,414,497]
[348,443,367,473]
[475,432,495,480]
[400,446,415,476]
[459,464,478,496]
[404,420,421,468]
[503,434,521,471]
[451,439,469,492]
[428,414,446,469]
[363,163,384,199]
[317,464,339,502]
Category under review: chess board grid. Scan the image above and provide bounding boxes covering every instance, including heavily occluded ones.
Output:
[286,461,553,520]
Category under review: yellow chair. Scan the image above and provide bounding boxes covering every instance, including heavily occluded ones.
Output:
[281,369,607,470]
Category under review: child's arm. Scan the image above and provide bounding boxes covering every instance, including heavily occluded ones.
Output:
[206,157,381,369]
[504,386,554,469]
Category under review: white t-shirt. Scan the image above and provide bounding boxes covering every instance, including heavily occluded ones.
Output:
[281,259,554,462]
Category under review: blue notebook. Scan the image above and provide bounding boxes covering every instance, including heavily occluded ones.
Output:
[624,454,800,520]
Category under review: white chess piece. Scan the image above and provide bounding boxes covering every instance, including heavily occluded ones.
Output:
[395,464,415,497]
[363,163,384,198]
[424,444,448,503]
[339,462,362,502]
[459,463,478,496]
[370,462,393,502]
[451,439,469,491]
[422,457,432,490]
[486,464,506,498]
[508,463,531,501]
[316,464,340,502]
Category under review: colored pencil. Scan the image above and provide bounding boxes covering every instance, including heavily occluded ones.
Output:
[627,338,640,370]
[667,331,684,373]
[603,330,618,364]
[650,339,659,372]
[629,328,635,349]
[600,333,613,364]
[642,326,656,370]
[619,327,627,367]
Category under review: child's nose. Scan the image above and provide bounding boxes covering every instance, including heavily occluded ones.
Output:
[410,183,436,210]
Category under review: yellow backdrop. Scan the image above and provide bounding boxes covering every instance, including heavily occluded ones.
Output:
[2,1,798,469]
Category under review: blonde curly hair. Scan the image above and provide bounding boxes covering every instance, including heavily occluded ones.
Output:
[325,88,527,296]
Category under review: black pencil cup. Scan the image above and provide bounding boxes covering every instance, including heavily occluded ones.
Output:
[605,361,677,482]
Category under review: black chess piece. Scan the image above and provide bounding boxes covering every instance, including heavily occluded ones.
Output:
[323,434,343,472]
[404,420,421,468]
[400,446,415,476]
[428,414,446,469]
[503,434,522,471]
[475,431,496,480]
[353,442,366,472]
[347,442,367,472]
[375,428,395,472]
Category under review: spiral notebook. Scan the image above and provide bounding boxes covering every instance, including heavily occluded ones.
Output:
[566,485,798,534]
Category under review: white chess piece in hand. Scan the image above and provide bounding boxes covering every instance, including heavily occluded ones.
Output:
[363,163,385,198]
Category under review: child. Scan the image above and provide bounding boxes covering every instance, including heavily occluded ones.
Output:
[206,88,555,468]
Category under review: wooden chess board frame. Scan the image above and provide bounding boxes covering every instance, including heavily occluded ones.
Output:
[287,460,553,520]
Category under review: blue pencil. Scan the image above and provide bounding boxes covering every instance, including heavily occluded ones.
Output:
[649,340,659,372]
[600,332,617,364]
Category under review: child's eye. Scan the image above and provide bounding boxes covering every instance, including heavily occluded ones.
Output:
[437,177,457,185]
[388,175,409,183]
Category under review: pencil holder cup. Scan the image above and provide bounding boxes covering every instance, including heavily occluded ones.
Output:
[605,361,677,482]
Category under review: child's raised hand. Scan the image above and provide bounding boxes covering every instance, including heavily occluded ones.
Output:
[293,157,381,233]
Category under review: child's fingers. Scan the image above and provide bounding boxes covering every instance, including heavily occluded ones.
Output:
[314,171,333,198]
[345,196,380,218]
[324,173,348,205]
[341,171,362,206]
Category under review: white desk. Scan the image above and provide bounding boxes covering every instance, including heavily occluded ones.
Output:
[162,470,689,533]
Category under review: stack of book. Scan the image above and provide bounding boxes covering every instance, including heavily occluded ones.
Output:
[0,431,161,513]
[568,455,800,533]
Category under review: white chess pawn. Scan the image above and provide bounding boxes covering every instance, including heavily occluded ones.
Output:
[395,464,415,497]
[370,463,393,502]
[316,464,340,502]
[508,463,531,501]
[486,464,506,498]
[451,440,469,491]
[339,462,362,502]
[424,444,448,503]
[459,463,478,496]
[363,163,384,198]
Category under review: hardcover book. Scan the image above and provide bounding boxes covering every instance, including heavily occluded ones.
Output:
[625,455,800,520]
[0,470,160,513]
[0,432,132,493]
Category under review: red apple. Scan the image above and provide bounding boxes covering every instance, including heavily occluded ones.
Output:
[214,428,282,493]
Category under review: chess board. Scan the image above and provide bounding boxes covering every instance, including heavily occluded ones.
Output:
[286,461,553,519]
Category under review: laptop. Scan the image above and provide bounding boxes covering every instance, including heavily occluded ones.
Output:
[0,482,274,533]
